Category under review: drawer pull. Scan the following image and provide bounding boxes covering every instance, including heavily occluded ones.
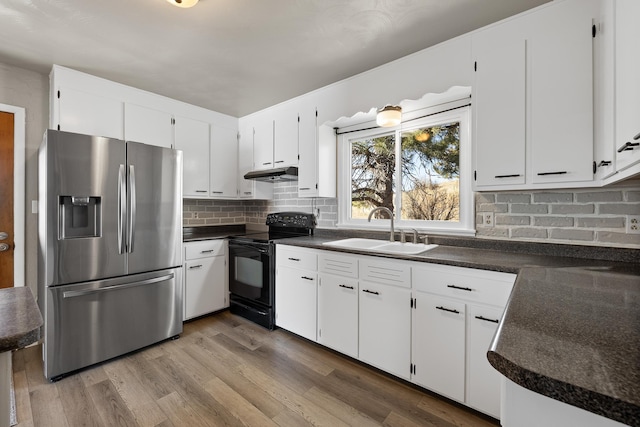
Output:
[189,265,203,269]
[274,160,285,164]
[211,191,223,194]
[339,284,354,290]
[195,190,207,193]
[475,315,499,324]
[447,284,473,292]
[362,289,380,295]
[244,192,252,195]
[262,162,272,166]
[200,250,214,253]
[299,187,310,191]
[537,171,567,176]
[288,257,300,261]
[495,174,521,178]
[617,141,640,152]
[436,306,460,314]
[301,276,314,281]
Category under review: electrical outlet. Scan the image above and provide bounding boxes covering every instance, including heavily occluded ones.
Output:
[194,211,199,219]
[626,215,640,234]
[481,212,494,227]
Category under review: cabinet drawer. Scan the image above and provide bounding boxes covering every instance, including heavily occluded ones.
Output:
[319,252,358,278]
[276,245,317,271]
[184,239,226,260]
[413,264,515,307]
[360,256,410,288]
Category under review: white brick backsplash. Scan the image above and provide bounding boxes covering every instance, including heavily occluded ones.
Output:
[476,186,640,248]
[185,183,639,249]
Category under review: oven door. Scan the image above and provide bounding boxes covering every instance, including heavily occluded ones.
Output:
[228,240,273,307]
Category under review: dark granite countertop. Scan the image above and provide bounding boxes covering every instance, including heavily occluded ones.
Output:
[0,287,43,352]
[274,232,640,426]
[488,266,640,426]
[183,224,248,242]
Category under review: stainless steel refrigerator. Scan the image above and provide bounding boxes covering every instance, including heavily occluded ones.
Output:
[38,129,183,380]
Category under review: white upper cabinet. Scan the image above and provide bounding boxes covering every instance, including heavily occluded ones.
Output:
[174,116,210,197]
[613,0,640,173]
[253,115,274,170]
[529,0,595,185]
[273,104,299,167]
[56,87,123,140]
[473,0,601,190]
[237,118,255,198]
[124,103,173,148]
[210,126,238,198]
[297,104,318,196]
[472,20,526,187]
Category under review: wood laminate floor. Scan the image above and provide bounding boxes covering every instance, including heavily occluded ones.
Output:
[11,311,499,427]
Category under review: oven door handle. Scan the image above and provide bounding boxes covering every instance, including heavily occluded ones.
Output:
[229,241,271,254]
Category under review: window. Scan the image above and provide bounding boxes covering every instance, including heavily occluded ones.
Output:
[338,105,473,235]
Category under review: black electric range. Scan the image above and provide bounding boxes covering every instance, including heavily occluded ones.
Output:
[227,212,316,329]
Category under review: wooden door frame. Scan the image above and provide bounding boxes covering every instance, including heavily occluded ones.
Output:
[0,103,25,288]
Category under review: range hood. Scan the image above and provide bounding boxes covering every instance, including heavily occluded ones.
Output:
[243,166,298,182]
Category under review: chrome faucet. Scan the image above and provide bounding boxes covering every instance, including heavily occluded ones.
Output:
[367,206,395,242]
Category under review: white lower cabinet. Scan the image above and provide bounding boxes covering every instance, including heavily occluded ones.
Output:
[412,293,466,402]
[275,265,317,341]
[467,304,503,417]
[274,244,516,419]
[183,240,228,320]
[317,273,358,358]
[359,280,411,380]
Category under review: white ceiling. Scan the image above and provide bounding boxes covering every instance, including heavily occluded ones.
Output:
[0,0,550,117]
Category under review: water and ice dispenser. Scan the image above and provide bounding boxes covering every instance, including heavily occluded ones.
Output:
[58,196,102,239]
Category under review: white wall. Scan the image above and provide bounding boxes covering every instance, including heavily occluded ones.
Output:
[0,62,48,293]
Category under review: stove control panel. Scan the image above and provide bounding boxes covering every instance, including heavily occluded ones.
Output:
[266,212,317,228]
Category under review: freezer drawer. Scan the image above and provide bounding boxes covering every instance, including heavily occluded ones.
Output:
[43,268,182,380]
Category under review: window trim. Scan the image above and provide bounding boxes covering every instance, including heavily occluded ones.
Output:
[337,105,474,236]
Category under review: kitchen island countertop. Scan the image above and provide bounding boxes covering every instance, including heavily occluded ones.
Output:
[0,287,42,353]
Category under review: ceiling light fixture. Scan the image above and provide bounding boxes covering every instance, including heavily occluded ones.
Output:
[376,105,402,127]
[166,0,199,8]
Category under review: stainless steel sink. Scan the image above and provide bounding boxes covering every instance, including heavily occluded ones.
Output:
[322,238,437,255]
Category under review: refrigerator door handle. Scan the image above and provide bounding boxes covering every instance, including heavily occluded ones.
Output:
[117,164,126,254]
[128,164,136,253]
[62,273,175,298]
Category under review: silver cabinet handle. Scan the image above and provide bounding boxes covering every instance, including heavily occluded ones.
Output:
[189,265,203,269]
[200,250,214,254]
[274,160,284,164]
[195,190,207,193]
[211,191,223,194]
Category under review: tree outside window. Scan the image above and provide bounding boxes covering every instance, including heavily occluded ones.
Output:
[349,119,461,223]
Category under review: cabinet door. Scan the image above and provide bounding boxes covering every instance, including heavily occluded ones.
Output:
[184,256,227,320]
[530,0,595,184]
[57,87,123,139]
[318,274,358,358]
[210,126,238,197]
[275,266,317,341]
[467,304,503,418]
[412,293,465,402]
[253,116,274,170]
[273,105,299,167]
[174,116,210,197]
[298,106,318,197]
[124,103,173,148]
[614,0,640,172]
[472,22,526,187]
[359,281,411,380]
[238,119,254,198]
